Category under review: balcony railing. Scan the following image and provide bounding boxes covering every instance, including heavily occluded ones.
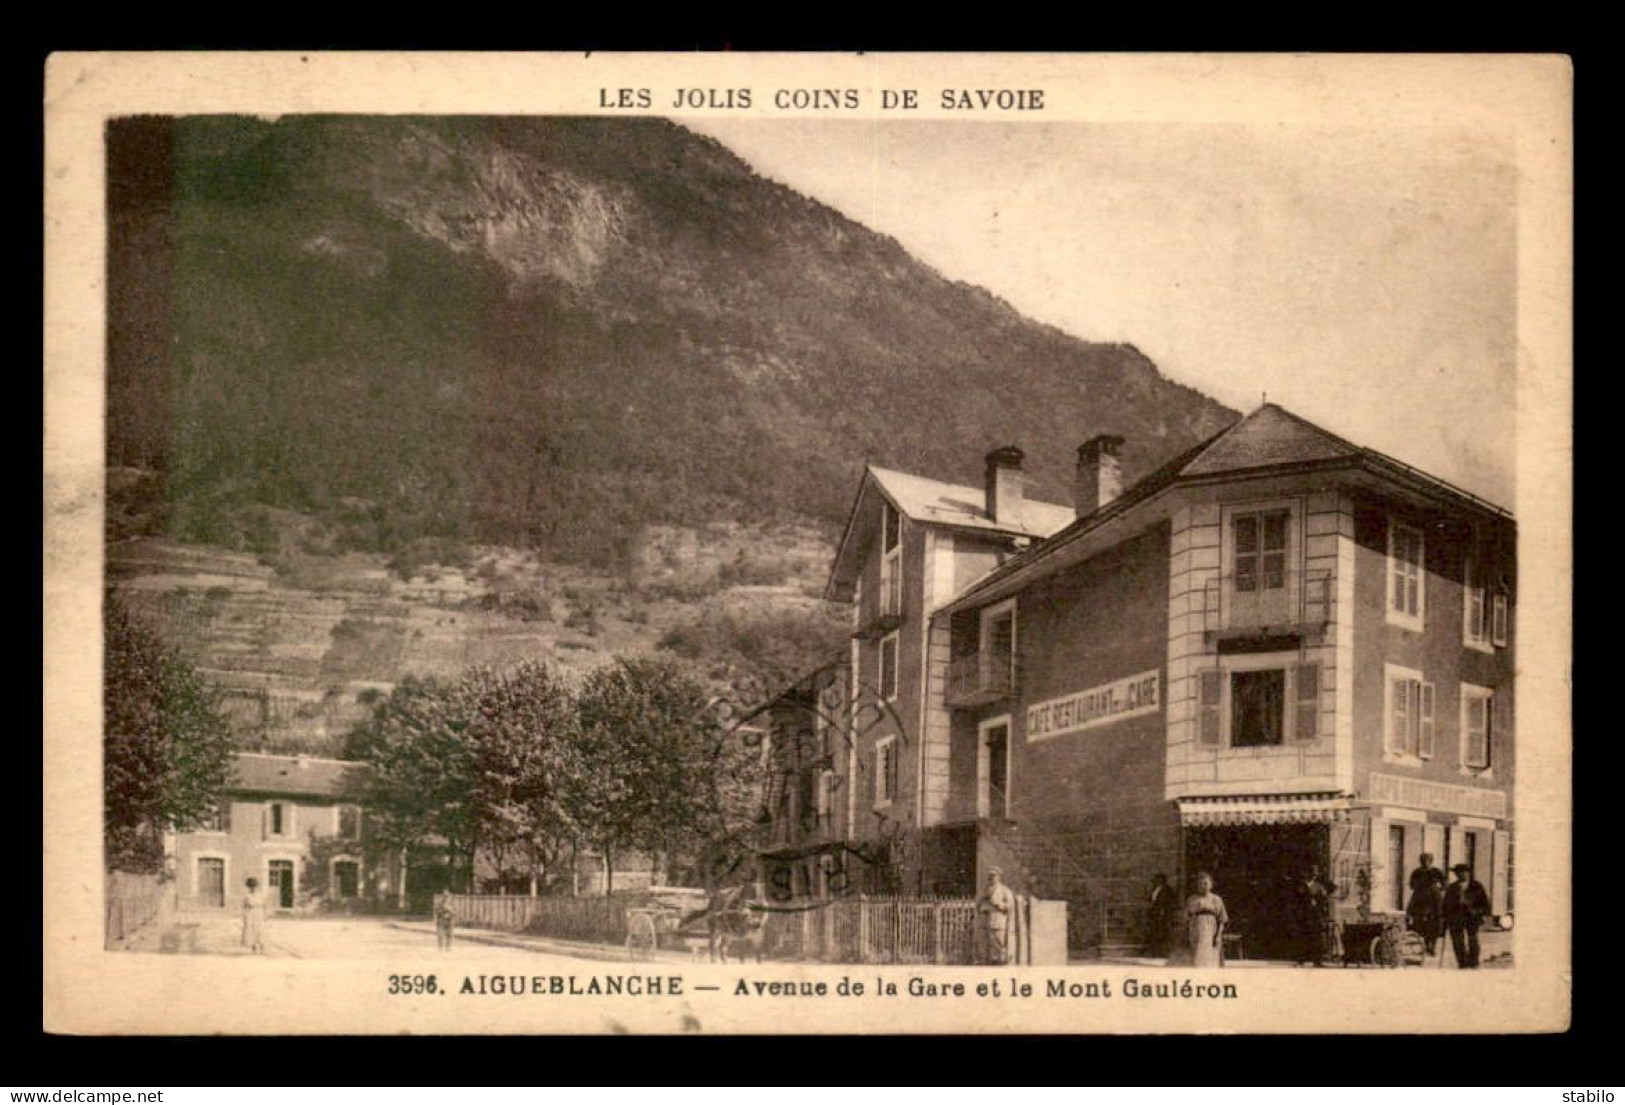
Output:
[1201,568,1331,642]
[945,651,1015,708]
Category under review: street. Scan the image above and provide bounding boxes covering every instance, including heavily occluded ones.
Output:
[129,911,667,964]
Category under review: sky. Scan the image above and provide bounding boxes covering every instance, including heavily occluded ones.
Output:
[688,119,1517,508]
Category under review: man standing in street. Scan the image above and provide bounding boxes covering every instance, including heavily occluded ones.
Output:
[979,867,1018,965]
[1441,862,1491,968]
[1145,873,1178,958]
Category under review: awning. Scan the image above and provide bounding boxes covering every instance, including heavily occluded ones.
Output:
[1178,793,1353,827]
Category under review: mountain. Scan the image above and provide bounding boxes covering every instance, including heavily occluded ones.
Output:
[107,115,1236,566]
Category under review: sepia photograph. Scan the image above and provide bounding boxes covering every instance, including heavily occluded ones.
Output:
[43,52,1572,1035]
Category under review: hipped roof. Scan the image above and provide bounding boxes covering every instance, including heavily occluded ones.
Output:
[228,752,363,799]
[942,403,1512,616]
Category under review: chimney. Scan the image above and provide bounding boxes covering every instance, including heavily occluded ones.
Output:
[984,446,1026,525]
[1076,435,1125,514]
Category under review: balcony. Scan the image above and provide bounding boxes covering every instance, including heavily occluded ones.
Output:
[1201,568,1331,645]
[945,651,1015,708]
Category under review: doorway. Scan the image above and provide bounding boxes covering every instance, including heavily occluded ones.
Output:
[978,717,1011,820]
[1184,823,1329,960]
[268,859,296,909]
[197,857,225,908]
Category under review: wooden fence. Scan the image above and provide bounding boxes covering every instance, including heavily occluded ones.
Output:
[439,892,1038,964]
[105,873,169,949]
[437,892,645,944]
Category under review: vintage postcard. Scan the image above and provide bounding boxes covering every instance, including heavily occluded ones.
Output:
[43,52,1572,1035]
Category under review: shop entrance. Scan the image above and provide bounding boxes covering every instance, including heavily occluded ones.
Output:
[1184,823,1328,961]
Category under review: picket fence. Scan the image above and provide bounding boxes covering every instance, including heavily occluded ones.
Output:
[755,896,984,965]
[438,892,1012,964]
[437,892,643,943]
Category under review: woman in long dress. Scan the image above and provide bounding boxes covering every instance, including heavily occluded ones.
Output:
[241,877,267,954]
[1185,871,1228,968]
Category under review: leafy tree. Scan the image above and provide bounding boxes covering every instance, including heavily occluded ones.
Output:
[461,662,587,894]
[575,657,756,893]
[103,594,235,874]
[341,675,477,897]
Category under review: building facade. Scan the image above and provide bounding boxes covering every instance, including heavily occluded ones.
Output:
[819,405,1514,958]
[822,456,1074,898]
[173,752,369,913]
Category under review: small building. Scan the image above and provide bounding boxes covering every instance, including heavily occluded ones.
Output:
[822,404,1515,958]
[173,752,368,912]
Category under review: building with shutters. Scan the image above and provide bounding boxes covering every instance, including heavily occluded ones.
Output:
[173,752,369,913]
[822,403,1515,958]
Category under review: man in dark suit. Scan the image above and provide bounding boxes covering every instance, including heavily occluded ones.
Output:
[1145,873,1178,958]
[1441,863,1492,968]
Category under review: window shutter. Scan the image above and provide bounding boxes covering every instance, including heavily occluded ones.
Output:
[1492,592,1509,647]
[1369,817,1393,916]
[1419,682,1436,758]
[1294,663,1320,740]
[1423,823,1446,868]
[1199,670,1223,746]
[1465,695,1489,768]
[1491,829,1511,915]
[1447,826,1469,876]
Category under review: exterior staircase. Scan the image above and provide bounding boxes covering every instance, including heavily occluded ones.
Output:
[977,817,1127,956]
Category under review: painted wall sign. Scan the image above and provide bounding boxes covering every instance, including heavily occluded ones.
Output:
[1367,773,1508,820]
[1025,670,1160,741]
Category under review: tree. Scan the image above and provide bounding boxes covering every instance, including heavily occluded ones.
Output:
[575,657,756,893]
[343,662,589,898]
[341,675,477,898]
[462,662,587,894]
[103,593,235,874]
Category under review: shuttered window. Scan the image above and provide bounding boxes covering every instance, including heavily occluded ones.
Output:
[1388,519,1425,625]
[1462,686,1494,769]
[1294,662,1320,741]
[1385,667,1433,758]
[1464,556,1489,647]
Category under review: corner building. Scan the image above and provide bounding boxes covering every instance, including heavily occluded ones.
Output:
[824,404,1514,958]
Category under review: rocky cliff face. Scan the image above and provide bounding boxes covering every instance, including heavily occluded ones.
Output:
[108,115,1236,566]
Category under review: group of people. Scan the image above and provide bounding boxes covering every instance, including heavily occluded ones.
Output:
[1405,853,1494,969]
[1143,856,1495,969]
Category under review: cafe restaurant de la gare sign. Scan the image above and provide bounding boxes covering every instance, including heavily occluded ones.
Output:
[1025,670,1161,743]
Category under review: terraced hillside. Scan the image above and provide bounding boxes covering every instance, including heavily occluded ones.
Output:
[109,521,840,752]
